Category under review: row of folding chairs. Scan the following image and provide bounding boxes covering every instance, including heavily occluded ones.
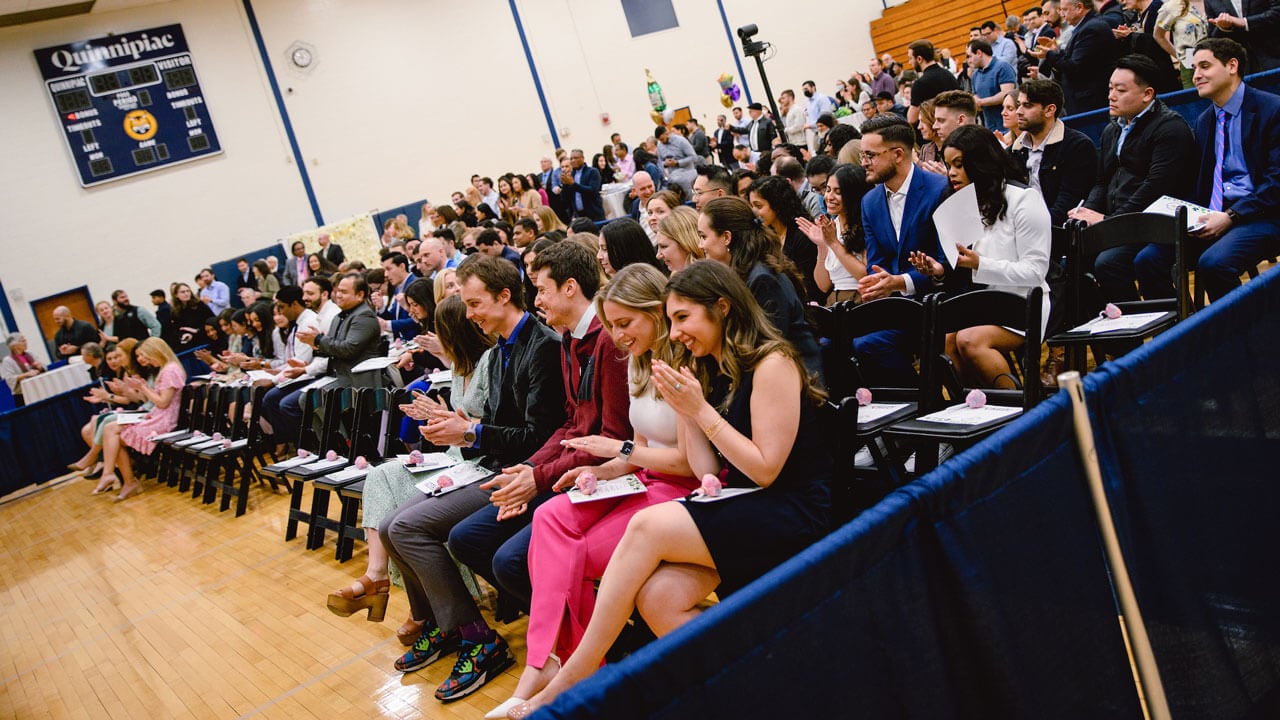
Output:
[260,385,414,562]
[148,382,278,516]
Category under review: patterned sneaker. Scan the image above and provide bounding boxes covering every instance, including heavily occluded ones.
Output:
[434,634,516,702]
[394,623,460,673]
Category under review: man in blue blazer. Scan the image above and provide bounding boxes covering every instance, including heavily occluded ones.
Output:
[561,148,605,221]
[1176,38,1280,301]
[854,114,954,386]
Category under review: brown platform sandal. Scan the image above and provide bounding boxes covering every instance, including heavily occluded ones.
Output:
[396,618,426,646]
[327,576,390,622]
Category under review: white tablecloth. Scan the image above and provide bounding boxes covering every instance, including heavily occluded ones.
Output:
[20,363,93,404]
[602,182,633,220]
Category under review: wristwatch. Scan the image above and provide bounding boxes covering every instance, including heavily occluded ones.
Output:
[618,440,635,460]
[463,424,477,445]
[1226,208,1241,224]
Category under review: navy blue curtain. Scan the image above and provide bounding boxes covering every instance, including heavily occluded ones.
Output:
[0,388,94,496]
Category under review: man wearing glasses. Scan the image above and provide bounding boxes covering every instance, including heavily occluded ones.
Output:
[691,165,733,210]
[854,114,956,386]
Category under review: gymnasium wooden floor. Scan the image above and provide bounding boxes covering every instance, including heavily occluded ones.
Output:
[0,473,526,719]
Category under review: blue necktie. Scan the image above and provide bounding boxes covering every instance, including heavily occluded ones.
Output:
[1210,108,1228,212]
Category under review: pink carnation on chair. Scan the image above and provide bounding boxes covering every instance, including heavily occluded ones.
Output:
[965,389,987,408]
[325,450,339,461]
[354,456,369,470]
[1103,303,1122,319]
[407,450,424,465]
[298,448,312,458]
[855,387,873,406]
[575,470,598,495]
[437,475,454,489]
[697,473,723,497]
[211,432,223,441]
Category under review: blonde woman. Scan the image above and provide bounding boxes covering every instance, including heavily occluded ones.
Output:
[654,206,705,273]
[433,267,461,305]
[644,189,682,237]
[535,206,566,233]
[97,337,186,501]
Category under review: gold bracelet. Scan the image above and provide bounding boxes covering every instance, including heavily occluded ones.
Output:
[703,416,727,440]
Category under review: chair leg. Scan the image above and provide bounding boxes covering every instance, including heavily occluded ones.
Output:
[285,480,306,542]
[307,487,332,551]
[234,458,252,517]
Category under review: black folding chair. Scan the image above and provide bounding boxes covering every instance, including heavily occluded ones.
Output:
[1047,209,1191,374]
[283,387,354,547]
[198,384,272,516]
[884,287,1043,473]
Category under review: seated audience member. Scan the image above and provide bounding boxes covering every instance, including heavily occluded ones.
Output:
[644,189,682,240]
[327,294,495,634]
[266,285,317,373]
[80,341,107,380]
[1010,79,1097,226]
[924,90,979,174]
[53,305,99,360]
[535,206,566,234]
[1030,0,1122,114]
[511,219,540,250]
[391,279,446,392]
[258,277,340,446]
[697,197,824,381]
[627,171,658,240]
[1,334,44,406]
[1069,55,1197,302]
[692,165,733,210]
[1203,0,1280,74]
[434,268,461,304]
[378,255,565,699]
[508,260,832,717]
[747,175,822,302]
[916,99,943,168]
[732,144,755,172]
[73,339,142,478]
[1154,38,1280,302]
[855,114,954,386]
[510,174,543,219]
[475,228,527,275]
[201,317,228,356]
[296,273,383,388]
[308,252,340,279]
[805,155,836,214]
[446,241,632,704]
[908,125,1052,387]
[168,282,215,352]
[254,260,280,300]
[797,164,871,305]
[655,206,706,273]
[823,124,862,163]
[95,338,186,502]
[379,252,421,342]
[596,219,664,278]
[238,286,263,311]
[998,94,1020,148]
[772,156,825,221]
[493,264,700,716]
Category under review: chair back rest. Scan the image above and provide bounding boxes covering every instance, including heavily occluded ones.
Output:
[349,388,390,460]
[174,385,197,429]
[839,296,927,393]
[1070,207,1191,323]
[929,288,1044,410]
[243,384,269,444]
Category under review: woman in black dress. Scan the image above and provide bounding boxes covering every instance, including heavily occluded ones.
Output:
[509,260,830,718]
[167,282,213,352]
[696,196,824,383]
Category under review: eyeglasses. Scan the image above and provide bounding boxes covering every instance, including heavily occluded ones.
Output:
[860,148,896,162]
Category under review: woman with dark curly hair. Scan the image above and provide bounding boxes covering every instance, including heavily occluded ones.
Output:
[746,175,820,301]
[797,163,870,304]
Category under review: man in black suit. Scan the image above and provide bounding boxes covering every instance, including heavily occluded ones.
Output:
[728,102,777,165]
[561,148,604,221]
[1204,0,1280,73]
[233,257,256,308]
[52,306,98,360]
[713,114,738,169]
[317,233,345,265]
[1030,0,1122,114]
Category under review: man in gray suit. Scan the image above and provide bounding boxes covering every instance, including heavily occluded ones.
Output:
[296,272,382,388]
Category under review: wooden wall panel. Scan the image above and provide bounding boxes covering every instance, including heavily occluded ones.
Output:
[871,0,1011,68]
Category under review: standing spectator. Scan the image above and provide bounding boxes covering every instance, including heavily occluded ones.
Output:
[982,20,1021,68]
[1155,0,1209,87]
[728,103,777,165]
[713,114,738,169]
[233,258,257,306]
[1069,55,1197,302]
[317,233,345,266]
[687,118,711,162]
[562,149,605,222]
[283,240,309,287]
[907,39,962,126]
[868,57,898,98]
[655,124,698,196]
[1031,0,1123,114]
[150,290,171,332]
[778,90,807,146]
[1202,0,1280,73]
[167,283,214,352]
[52,305,98,360]
[801,81,839,155]
[111,290,161,341]
[968,39,1019,128]
[195,268,230,314]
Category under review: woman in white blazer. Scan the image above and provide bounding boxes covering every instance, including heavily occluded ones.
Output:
[909,124,1051,388]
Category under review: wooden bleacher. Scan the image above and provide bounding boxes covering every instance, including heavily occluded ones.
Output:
[871,0,1011,67]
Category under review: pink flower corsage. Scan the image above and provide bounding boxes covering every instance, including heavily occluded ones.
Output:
[696,473,723,498]
[855,387,873,406]
[575,470,599,496]
[965,389,987,408]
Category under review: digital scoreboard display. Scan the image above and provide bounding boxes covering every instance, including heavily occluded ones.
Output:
[35,24,222,188]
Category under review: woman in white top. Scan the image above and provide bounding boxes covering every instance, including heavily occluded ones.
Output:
[909,124,1051,388]
[489,264,699,718]
[796,163,869,305]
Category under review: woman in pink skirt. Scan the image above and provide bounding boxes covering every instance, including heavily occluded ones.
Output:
[487,264,699,718]
[96,337,186,501]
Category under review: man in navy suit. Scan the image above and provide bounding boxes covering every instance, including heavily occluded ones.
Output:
[561,148,604,221]
[1147,38,1280,301]
[1203,0,1280,73]
[854,114,954,385]
[1030,0,1121,115]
